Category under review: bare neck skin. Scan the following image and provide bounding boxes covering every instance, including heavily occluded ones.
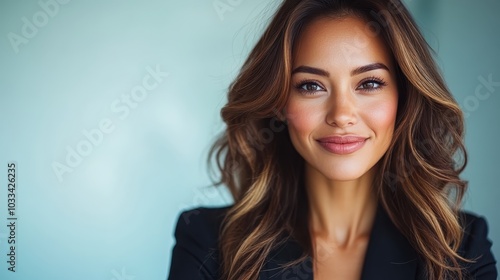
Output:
[305,163,378,248]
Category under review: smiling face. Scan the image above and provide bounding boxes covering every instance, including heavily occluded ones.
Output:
[284,15,399,182]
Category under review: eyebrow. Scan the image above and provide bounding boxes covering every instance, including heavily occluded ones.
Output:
[291,62,390,77]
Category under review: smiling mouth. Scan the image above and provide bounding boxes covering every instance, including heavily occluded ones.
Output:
[316,136,368,154]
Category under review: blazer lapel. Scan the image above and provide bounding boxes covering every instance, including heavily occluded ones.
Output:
[360,204,420,280]
[260,237,314,279]
[260,204,421,280]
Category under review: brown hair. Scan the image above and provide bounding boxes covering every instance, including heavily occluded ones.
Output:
[207,0,471,279]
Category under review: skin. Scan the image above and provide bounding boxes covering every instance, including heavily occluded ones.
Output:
[283,15,399,280]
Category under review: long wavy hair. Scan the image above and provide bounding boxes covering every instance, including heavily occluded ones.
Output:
[206,0,471,279]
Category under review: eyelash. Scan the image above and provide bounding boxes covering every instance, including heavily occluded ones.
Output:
[293,76,387,95]
[293,79,324,95]
[359,76,387,91]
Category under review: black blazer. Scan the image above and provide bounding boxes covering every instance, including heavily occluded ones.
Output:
[167,205,497,279]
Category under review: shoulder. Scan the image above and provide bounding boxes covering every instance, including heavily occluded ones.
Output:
[458,210,494,253]
[174,206,231,241]
[168,205,232,280]
[457,210,497,279]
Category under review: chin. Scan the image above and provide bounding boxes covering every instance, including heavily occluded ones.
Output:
[314,165,370,182]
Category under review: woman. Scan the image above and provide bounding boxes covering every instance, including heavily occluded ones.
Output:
[168,0,497,279]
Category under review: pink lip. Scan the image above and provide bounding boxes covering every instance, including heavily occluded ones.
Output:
[316,136,368,155]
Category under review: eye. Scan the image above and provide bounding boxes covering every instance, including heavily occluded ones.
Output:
[294,80,325,95]
[359,81,380,90]
[357,77,387,91]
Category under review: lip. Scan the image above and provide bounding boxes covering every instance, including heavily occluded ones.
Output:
[316,135,368,155]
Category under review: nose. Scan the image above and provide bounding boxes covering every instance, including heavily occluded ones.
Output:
[326,90,357,128]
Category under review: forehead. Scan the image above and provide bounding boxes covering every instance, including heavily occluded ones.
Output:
[292,16,394,71]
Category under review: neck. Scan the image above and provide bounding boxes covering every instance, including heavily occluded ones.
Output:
[305,163,378,248]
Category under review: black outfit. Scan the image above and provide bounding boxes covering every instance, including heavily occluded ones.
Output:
[167,204,497,279]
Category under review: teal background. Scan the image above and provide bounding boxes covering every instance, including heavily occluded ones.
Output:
[0,0,498,279]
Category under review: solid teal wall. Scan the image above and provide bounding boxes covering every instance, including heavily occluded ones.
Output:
[0,1,498,279]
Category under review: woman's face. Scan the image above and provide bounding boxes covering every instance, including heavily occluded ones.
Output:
[284,15,399,182]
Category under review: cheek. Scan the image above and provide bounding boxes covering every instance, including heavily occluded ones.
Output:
[285,99,324,135]
[363,97,398,136]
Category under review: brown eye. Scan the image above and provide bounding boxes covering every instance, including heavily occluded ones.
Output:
[357,77,387,92]
[295,80,325,95]
[301,83,323,91]
[359,81,380,90]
